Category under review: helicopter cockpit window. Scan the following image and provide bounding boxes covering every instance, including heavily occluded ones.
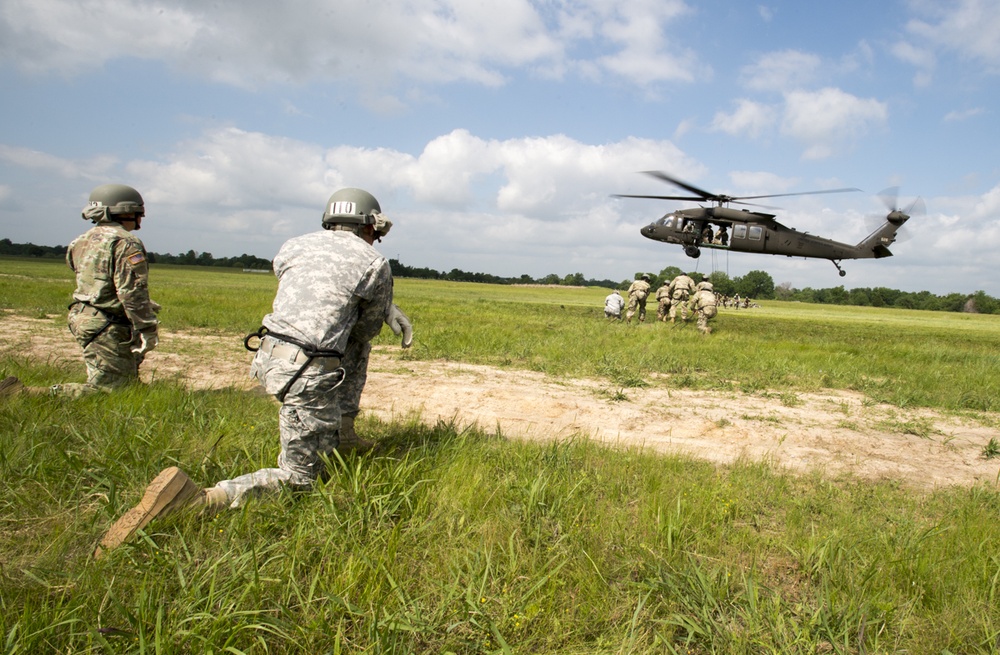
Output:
[748,225,763,240]
[657,216,674,228]
[733,224,747,239]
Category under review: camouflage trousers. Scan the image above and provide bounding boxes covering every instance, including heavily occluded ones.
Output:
[669,293,690,321]
[626,296,647,322]
[656,300,670,321]
[337,339,371,419]
[54,304,140,398]
[696,305,717,334]
[215,341,346,507]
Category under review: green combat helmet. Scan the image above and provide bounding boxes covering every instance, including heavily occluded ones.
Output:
[321,187,392,239]
[83,184,145,225]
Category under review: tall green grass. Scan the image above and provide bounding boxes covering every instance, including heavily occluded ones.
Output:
[3,258,1000,652]
[1,378,999,654]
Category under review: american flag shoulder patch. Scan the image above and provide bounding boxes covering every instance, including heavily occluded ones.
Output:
[127,252,146,266]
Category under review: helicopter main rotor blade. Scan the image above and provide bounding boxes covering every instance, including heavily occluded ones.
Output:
[641,171,716,200]
[735,187,861,201]
[612,193,706,201]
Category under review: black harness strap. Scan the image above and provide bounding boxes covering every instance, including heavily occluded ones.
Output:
[243,326,344,402]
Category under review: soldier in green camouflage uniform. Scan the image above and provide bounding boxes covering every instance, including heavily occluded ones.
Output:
[55,184,159,398]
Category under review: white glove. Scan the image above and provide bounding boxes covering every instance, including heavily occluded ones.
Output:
[131,331,158,356]
[386,304,413,348]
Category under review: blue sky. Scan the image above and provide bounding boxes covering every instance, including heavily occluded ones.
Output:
[1,0,998,295]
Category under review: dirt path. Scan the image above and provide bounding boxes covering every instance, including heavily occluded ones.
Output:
[4,314,999,490]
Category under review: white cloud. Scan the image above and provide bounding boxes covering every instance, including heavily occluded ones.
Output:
[0,0,706,92]
[740,50,822,92]
[890,40,936,86]
[943,107,986,122]
[781,88,888,159]
[710,100,778,138]
[905,0,1000,72]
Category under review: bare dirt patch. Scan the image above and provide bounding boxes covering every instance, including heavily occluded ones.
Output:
[4,313,999,490]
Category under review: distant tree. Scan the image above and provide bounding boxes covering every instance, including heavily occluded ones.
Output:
[658,265,683,282]
[848,288,871,306]
[735,270,775,299]
[708,272,736,296]
[971,290,999,314]
[562,272,586,286]
[540,273,561,285]
[774,281,794,301]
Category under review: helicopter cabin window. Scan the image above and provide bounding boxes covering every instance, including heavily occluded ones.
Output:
[748,225,763,240]
[733,224,747,239]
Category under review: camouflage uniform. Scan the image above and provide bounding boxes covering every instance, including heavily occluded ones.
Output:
[691,289,718,334]
[625,279,651,323]
[655,284,672,322]
[667,274,695,322]
[215,229,393,506]
[58,220,157,397]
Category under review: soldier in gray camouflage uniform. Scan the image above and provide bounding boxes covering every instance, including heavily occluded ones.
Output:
[53,184,159,398]
[94,188,412,557]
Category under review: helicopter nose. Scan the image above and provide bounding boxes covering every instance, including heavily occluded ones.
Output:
[641,224,656,239]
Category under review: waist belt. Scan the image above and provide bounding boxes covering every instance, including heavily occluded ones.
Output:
[259,335,342,373]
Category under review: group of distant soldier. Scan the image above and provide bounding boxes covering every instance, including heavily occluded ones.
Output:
[604,272,719,334]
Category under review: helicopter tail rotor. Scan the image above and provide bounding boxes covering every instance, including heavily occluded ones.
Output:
[861,187,924,255]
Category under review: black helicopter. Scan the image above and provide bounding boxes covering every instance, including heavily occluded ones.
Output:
[615,171,920,276]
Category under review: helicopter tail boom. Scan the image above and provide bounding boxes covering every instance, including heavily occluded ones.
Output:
[856,212,910,258]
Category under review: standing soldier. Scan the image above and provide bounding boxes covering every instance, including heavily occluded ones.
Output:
[691,280,718,334]
[625,274,651,324]
[655,281,672,322]
[38,184,158,398]
[667,272,695,323]
[94,187,412,558]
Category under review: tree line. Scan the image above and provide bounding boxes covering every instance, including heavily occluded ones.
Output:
[0,239,271,270]
[3,238,997,313]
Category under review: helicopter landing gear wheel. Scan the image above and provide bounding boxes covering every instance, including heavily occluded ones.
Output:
[685,245,702,259]
[832,260,846,277]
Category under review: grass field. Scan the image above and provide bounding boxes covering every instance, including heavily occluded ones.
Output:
[2,257,1000,654]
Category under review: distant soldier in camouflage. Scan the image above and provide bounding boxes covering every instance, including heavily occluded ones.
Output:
[691,280,718,334]
[667,272,696,323]
[94,188,413,558]
[655,282,672,322]
[626,274,651,323]
[48,184,158,398]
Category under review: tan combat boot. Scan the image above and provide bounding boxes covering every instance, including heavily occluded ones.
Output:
[94,466,201,559]
[337,415,375,455]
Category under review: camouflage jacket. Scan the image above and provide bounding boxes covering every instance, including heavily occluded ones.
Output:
[66,221,157,333]
[627,280,650,299]
[263,230,393,354]
[668,275,695,295]
[692,289,717,310]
